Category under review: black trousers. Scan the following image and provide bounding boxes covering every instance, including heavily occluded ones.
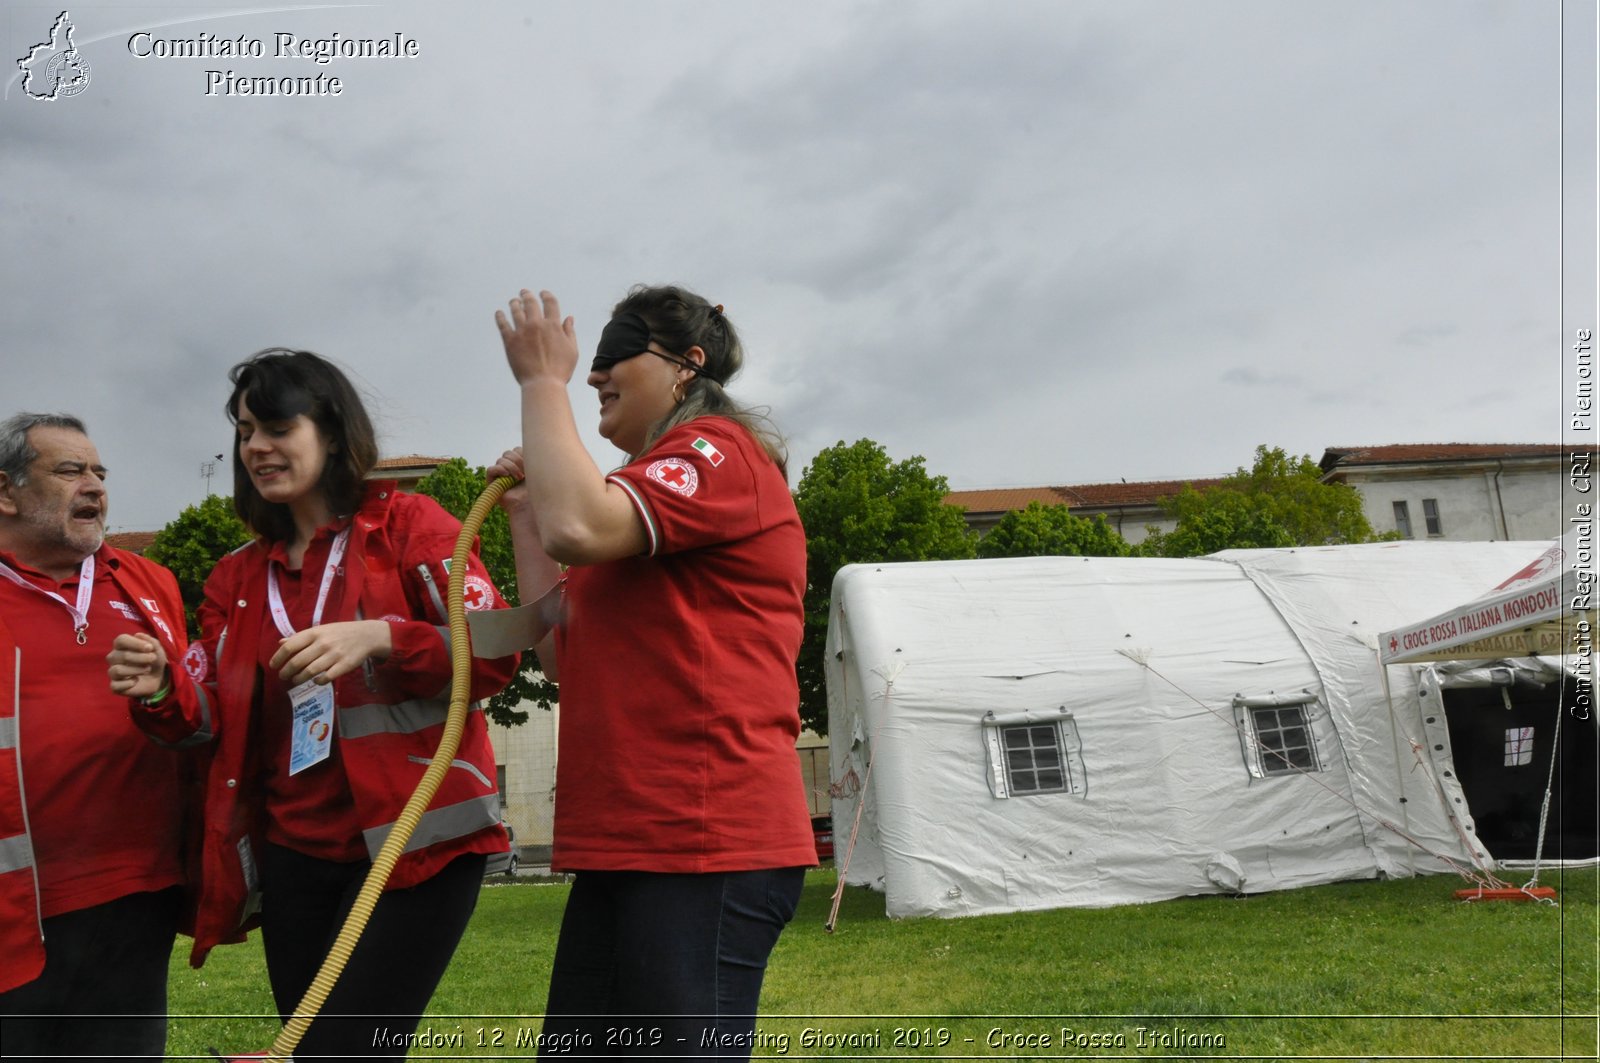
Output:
[538,867,806,1061]
[258,843,485,1061]
[0,887,181,1062]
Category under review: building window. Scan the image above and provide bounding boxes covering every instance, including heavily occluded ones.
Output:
[1233,691,1323,778]
[1422,498,1443,536]
[982,709,1086,799]
[1504,727,1534,767]
[1392,500,1413,538]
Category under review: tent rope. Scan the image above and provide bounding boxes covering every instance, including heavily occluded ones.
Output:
[1398,733,1508,891]
[824,666,899,934]
[1523,676,1567,894]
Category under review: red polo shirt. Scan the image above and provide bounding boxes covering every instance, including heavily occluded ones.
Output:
[1,546,184,917]
[552,418,818,872]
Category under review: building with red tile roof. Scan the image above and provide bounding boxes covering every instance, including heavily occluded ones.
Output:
[945,478,1226,543]
[1318,443,1570,541]
[104,530,159,556]
[948,443,1572,544]
[372,454,454,492]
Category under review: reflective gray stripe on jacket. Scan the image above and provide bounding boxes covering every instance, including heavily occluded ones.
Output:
[407,754,494,791]
[169,683,215,749]
[166,626,224,749]
[0,716,14,751]
[361,792,500,860]
[5,647,43,929]
[0,832,34,875]
[337,697,482,740]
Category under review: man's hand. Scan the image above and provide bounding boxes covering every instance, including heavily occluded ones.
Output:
[107,633,170,699]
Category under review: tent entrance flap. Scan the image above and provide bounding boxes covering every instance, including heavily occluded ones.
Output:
[1441,679,1598,862]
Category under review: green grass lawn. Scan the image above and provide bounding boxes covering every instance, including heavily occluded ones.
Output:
[167,866,1598,1060]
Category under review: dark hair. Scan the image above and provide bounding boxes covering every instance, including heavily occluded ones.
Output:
[613,285,789,478]
[0,412,88,486]
[226,348,378,542]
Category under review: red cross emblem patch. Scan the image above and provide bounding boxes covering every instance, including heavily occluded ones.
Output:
[183,641,210,681]
[646,457,699,497]
[462,574,495,611]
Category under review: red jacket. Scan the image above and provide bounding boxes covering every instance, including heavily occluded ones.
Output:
[134,484,517,967]
[0,547,189,994]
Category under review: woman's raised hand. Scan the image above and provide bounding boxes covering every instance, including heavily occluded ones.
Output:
[496,289,579,387]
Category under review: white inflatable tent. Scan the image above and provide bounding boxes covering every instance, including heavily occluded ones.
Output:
[825,541,1596,920]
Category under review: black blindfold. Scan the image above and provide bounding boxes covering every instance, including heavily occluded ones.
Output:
[592,313,654,373]
[593,312,716,382]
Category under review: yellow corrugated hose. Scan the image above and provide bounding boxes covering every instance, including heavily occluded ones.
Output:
[261,476,514,1062]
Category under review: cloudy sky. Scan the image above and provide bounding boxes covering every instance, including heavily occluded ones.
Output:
[3,1,1594,532]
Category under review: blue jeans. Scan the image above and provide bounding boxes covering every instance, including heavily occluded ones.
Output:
[538,867,806,1060]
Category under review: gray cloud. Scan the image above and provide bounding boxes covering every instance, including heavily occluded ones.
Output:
[0,0,1578,526]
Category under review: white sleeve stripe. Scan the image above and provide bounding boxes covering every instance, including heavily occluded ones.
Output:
[607,474,660,556]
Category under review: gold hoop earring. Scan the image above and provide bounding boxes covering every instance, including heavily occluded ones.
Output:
[672,380,686,405]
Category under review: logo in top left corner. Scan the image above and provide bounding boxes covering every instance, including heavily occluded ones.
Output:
[17,11,92,101]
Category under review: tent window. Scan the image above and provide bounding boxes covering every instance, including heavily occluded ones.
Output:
[1392,500,1413,538]
[1003,724,1066,795]
[1243,704,1321,777]
[981,710,1085,799]
[1423,498,1443,536]
[1504,726,1534,767]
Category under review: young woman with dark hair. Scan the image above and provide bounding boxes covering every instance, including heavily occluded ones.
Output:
[489,288,815,1059]
[110,348,519,1059]
[224,348,380,548]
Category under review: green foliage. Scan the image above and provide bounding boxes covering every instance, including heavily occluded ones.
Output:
[792,440,976,735]
[144,494,251,637]
[1137,445,1381,558]
[976,502,1131,559]
[414,459,557,727]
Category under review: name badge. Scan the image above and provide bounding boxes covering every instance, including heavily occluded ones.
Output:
[288,680,335,775]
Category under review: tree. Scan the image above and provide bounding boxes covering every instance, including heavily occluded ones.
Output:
[144,493,251,636]
[976,502,1131,559]
[792,439,976,735]
[414,459,557,727]
[1136,445,1384,558]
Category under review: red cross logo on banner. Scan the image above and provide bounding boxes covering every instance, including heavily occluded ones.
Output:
[463,574,495,611]
[646,457,699,497]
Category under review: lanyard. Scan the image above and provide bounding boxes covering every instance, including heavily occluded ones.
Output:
[266,528,350,639]
[0,554,95,644]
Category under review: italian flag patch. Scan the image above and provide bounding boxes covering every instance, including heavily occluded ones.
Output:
[691,437,725,467]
